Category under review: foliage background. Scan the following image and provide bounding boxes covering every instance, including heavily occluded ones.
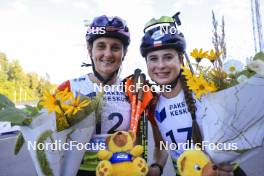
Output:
[0,51,56,103]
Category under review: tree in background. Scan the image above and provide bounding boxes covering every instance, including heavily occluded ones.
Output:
[7,60,25,83]
[0,51,56,104]
[0,52,9,82]
[27,72,39,90]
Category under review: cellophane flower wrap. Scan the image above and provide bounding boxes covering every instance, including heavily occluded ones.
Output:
[183,49,264,163]
[0,88,104,176]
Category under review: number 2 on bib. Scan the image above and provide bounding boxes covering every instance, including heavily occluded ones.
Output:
[107,112,124,134]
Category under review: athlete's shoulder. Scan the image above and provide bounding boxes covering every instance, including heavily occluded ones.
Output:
[72,75,88,83]
[57,75,90,91]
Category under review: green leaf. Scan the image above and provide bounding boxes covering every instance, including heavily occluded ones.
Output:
[0,107,32,126]
[37,100,43,110]
[0,94,15,109]
[94,92,104,125]
[36,130,53,176]
[14,132,25,155]
[22,105,40,117]
[253,52,264,61]
[237,69,256,78]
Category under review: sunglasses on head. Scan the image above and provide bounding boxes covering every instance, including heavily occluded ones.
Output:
[144,16,176,33]
[92,15,127,30]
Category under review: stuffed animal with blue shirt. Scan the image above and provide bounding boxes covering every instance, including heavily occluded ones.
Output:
[96,131,148,176]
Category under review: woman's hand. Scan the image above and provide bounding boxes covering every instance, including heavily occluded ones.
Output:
[147,166,161,176]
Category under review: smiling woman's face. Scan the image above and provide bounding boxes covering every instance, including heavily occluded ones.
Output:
[146,48,181,85]
[89,37,126,79]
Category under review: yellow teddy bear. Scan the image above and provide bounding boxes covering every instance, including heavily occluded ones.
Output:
[177,149,218,176]
[96,131,148,176]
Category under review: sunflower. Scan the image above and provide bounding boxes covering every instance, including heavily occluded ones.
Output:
[207,81,217,92]
[206,49,222,63]
[186,74,217,99]
[64,91,90,116]
[181,65,193,79]
[186,75,198,88]
[190,48,208,62]
[39,90,62,114]
[55,87,73,102]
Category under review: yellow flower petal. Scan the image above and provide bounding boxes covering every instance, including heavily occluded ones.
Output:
[190,48,208,62]
[73,108,78,115]
[185,74,217,99]
[65,106,74,116]
[79,100,90,108]
[206,49,222,62]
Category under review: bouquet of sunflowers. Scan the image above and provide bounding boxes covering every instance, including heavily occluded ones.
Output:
[183,49,264,164]
[183,49,264,99]
[0,88,103,176]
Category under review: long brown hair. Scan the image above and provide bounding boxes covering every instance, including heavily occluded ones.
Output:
[179,54,203,146]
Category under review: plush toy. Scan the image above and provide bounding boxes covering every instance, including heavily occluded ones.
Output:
[177,149,218,176]
[96,131,148,176]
